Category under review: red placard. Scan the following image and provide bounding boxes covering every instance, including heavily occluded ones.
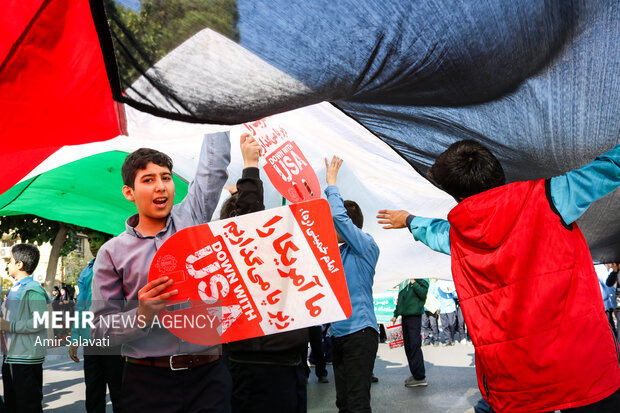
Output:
[243,118,321,203]
[148,199,350,344]
[386,323,404,349]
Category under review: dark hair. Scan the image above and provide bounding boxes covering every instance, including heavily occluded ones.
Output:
[344,200,363,229]
[88,230,113,242]
[11,244,40,275]
[428,140,505,199]
[121,148,173,188]
[220,193,239,219]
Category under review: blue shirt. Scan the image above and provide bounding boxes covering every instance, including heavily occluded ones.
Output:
[409,143,620,255]
[70,259,94,341]
[430,281,457,314]
[596,265,617,311]
[325,186,380,337]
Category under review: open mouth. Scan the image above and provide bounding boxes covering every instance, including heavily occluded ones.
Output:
[153,197,168,207]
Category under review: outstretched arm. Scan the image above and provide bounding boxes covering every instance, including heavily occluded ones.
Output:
[550,143,620,225]
[377,210,451,255]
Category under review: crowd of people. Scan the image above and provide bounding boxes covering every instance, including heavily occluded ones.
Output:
[0,135,618,413]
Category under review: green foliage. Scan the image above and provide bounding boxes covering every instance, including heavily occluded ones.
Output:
[106,0,240,85]
[62,252,90,287]
[1,273,14,293]
[0,216,85,257]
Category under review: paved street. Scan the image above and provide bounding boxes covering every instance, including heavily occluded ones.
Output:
[1,342,482,412]
[308,342,481,413]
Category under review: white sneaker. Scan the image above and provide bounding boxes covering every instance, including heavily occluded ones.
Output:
[405,378,428,387]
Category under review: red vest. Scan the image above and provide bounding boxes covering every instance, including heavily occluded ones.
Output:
[448,179,620,413]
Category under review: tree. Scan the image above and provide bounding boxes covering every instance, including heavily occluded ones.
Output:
[62,250,91,288]
[0,216,86,295]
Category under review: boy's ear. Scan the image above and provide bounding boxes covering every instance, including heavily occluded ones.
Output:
[122,185,135,202]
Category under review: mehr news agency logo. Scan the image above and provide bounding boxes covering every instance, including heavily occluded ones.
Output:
[33,309,220,347]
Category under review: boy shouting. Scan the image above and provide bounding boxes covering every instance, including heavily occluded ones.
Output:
[91,133,231,412]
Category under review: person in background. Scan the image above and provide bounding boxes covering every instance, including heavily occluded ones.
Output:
[1,244,50,413]
[57,286,73,341]
[605,263,620,341]
[597,263,618,337]
[224,134,309,413]
[307,325,328,383]
[421,280,440,347]
[432,280,457,346]
[325,156,380,413]
[391,278,429,387]
[69,230,123,413]
[454,296,468,344]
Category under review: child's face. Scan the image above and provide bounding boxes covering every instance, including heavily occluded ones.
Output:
[88,231,107,257]
[7,254,20,278]
[123,162,175,223]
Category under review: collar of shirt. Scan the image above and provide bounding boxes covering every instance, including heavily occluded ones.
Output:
[8,276,33,300]
[13,276,32,288]
[125,214,172,238]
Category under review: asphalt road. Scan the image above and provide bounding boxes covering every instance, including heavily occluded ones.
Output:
[1,342,483,412]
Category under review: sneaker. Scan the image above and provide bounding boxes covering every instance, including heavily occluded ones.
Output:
[460,339,467,344]
[405,378,428,387]
[422,340,431,346]
[432,341,440,347]
[371,376,379,383]
[318,376,329,383]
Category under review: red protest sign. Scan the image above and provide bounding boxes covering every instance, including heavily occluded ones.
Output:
[243,118,321,203]
[148,199,351,344]
[386,323,404,349]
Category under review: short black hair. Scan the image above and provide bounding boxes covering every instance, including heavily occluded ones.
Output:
[344,200,363,229]
[87,229,113,242]
[121,148,173,188]
[220,193,239,219]
[11,244,40,275]
[428,140,505,199]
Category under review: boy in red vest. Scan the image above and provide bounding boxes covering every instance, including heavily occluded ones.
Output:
[378,141,620,413]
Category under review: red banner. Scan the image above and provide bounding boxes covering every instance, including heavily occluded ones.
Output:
[148,199,350,344]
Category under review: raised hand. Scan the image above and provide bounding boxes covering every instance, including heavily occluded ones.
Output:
[325,156,343,186]
[240,133,262,168]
